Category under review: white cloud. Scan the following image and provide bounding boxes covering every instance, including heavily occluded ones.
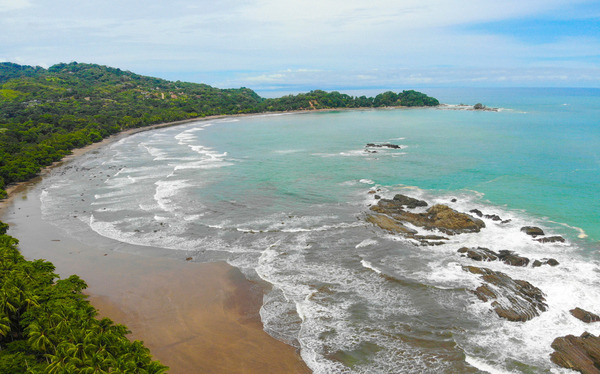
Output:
[0,0,30,12]
[1,0,598,87]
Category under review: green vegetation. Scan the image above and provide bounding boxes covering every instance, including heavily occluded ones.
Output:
[0,222,168,373]
[0,61,439,199]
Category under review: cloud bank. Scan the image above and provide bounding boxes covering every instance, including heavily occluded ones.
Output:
[1,0,599,89]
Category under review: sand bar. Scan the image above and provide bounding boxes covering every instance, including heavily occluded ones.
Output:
[0,116,311,373]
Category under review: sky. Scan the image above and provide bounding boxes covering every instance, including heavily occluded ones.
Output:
[1,0,600,93]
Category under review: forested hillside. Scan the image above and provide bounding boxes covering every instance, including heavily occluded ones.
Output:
[0,61,438,200]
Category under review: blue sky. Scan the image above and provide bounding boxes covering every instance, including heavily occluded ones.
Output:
[1,0,599,93]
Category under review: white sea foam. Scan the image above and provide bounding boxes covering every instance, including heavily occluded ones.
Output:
[360,259,382,274]
[153,179,190,212]
[339,150,370,157]
[464,355,514,374]
[549,220,588,239]
[174,161,233,171]
[356,239,378,248]
[140,143,169,160]
[94,190,128,200]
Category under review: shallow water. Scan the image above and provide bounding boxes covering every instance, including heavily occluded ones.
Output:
[39,88,600,373]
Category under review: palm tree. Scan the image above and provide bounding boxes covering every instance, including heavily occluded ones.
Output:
[0,312,10,339]
[26,321,54,353]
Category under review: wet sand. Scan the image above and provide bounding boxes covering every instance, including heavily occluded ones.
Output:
[0,121,311,373]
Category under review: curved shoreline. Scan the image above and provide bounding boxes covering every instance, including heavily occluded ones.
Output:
[0,114,312,373]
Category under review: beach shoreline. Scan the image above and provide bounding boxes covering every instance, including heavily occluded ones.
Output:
[0,114,312,373]
[0,104,432,207]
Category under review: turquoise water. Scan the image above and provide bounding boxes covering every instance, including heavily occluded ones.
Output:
[202,90,600,243]
[38,88,600,373]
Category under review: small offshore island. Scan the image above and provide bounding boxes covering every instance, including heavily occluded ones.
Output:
[1,62,597,373]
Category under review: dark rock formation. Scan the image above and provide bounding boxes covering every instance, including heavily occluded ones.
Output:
[497,250,530,267]
[366,214,417,235]
[521,226,545,237]
[367,195,485,247]
[532,258,560,267]
[391,194,428,209]
[419,240,448,246]
[458,247,498,262]
[484,214,502,221]
[415,235,449,241]
[571,308,600,323]
[420,204,486,234]
[371,202,485,235]
[464,266,547,322]
[470,209,483,217]
[414,235,449,246]
[366,143,403,149]
[469,209,506,222]
[458,247,531,267]
[551,332,600,373]
[536,236,566,243]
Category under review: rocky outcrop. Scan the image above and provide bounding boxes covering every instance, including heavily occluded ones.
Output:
[571,308,600,323]
[367,194,485,247]
[536,236,566,243]
[458,247,534,267]
[371,200,485,235]
[521,226,545,237]
[469,209,509,223]
[532,258,560,267]
[497,250,530,267]
[366,143,403,149]
[551,332,600,373]
[470,209,483,217]
[458,247,498,262]
[463,266,547,322]
[365,214,417,235]
[391,194,428,209]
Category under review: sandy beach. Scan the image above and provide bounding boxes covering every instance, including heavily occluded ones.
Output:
[0,117,311,373]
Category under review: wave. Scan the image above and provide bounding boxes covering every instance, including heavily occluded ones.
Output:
[360,259,382,274]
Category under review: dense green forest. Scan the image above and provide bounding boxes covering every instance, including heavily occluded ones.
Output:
[0,223,167,373]
[0,61,439,199]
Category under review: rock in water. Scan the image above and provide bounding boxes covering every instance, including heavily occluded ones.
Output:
[536,236,566,243]
[391,194,428,209]
[571,308,600,323]
[371,202,485,235]
[366,214,417,235]
[458,247,498,262]
[551,332,600,373]
[470,209,483,217]
[422,205,486,234]
[521,226,545,237]
[497,250,530,267]
[463,266,547,322]
[532,258,560,267]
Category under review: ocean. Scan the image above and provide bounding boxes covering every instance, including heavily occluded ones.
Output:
[38,88,600,373]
